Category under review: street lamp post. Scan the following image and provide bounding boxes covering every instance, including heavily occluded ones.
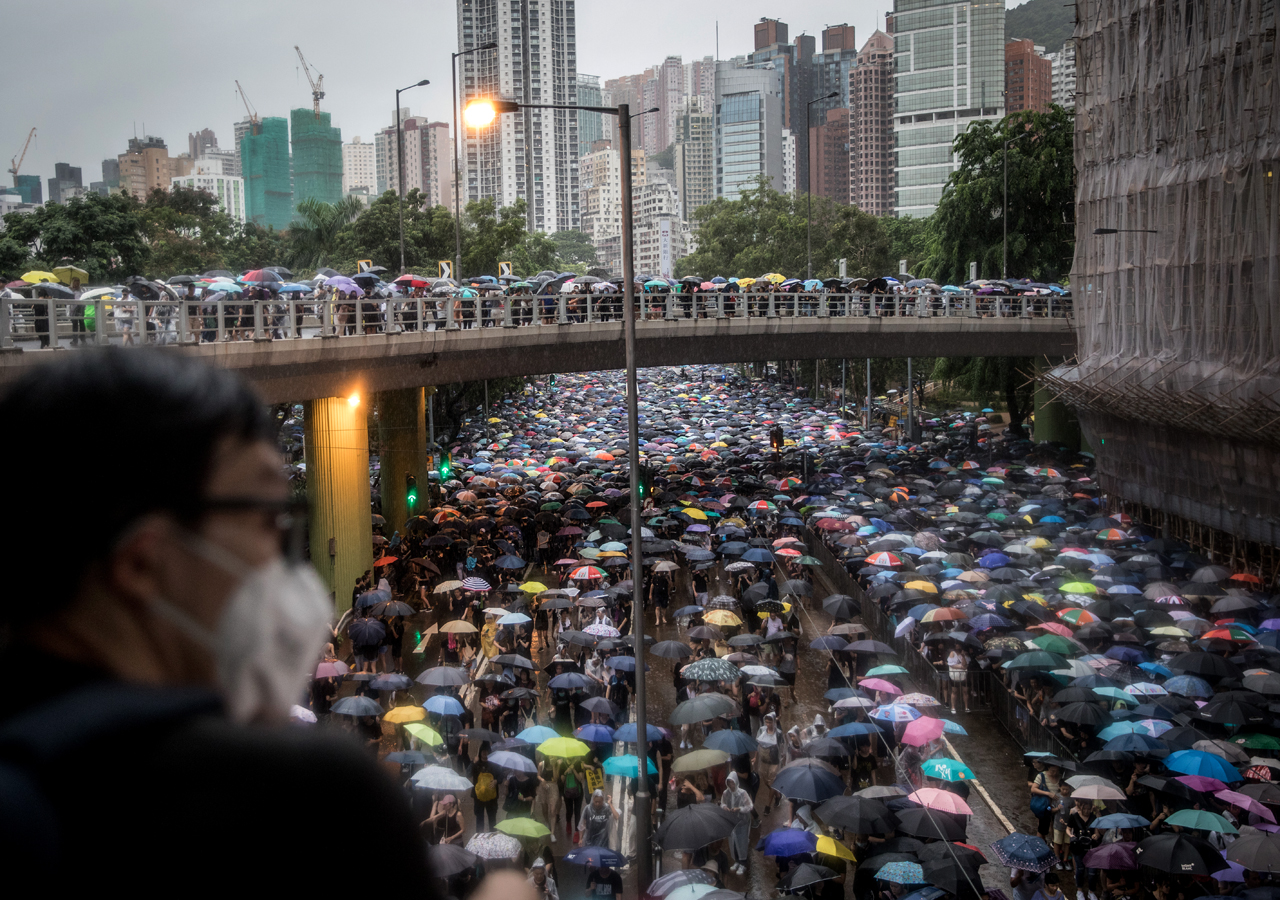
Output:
[1002,130,1029,281]
[464,95,656,887]
[395,79,430,275]
[452,43,498,281]
[806,91,840,281]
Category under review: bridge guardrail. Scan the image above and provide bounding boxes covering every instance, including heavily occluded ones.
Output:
[1,290,1072,349]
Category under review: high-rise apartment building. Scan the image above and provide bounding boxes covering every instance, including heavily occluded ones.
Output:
[850,30,895,216]
[1005,39,1053,113]
[101,158,120,189]
[374,111,452,209]
[172,164,246,223]
[605,69,657,152]
[343,137,377,196]
[813,24,858,112]
[684,57,717,119]
[809,107,849,203]
[241,118,293,230]
[748,19,816,205]
[117,136,194,199]
[891,0,1006,216]
[1047,39,1076,108]
[655,56,685,152]
[457,0,580,234]
[291,108,343,213]
[632,180,686,277]
[714,60,785,200]
[782,129,796,195]
[47,162,83,204]
[580,144,646,273]
[233,117,253,178]
[577,74,606,158]
[673,99,714,219]
[189,129,218,160]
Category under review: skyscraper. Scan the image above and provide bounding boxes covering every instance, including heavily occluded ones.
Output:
[809,107,849,203]
[813,24,858,112]
[291,108,343,213]
[850,30,895,216]
[47,162,83,204]
[374,111,452,209]
[1005,39,1053,113]
[891,0,1006,216]
[577,74,605,158]
[1047,40,1076,108]
[189,128,218,160]
[655,56,685,152]
[343,137,377,195]
[457,0,580,234]
[715,60,785,200]
[241,118,293,230]
[748,19,815,205]
[673,99,714,219]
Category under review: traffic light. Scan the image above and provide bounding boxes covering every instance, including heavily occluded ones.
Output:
[405,473,418,511]
[637,464,653,500]
[439,453,452,480]
[548,373,557,393]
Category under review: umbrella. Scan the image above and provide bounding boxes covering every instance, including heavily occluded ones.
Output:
[682,657,741,682]
[815,795,898,835]
[602,754,659,778]
[921,854,984,896]
[704,729,758,755]
[614,721,666,743]
[489,750,538,773]
[412,765,473,791]
[909,788,972,815]
[331,695,382,716]
[1083,842,1138,870]
[1164,749,1240,782]
[758,828,819,857]
[780,864,839,892]
[772,762,846,803]
[424,695,466,716]
[921,758,975,781]
[465,831,523,859]
[670,694,738,724]
[1166,809,1238,833]
[991,833,1056,873]
[417,666,471,686]
[1226,833,1280,873]
[653,803,740,850]
[902,717,947,746]
[496,817,552,838]
[427,842,480,877]
[651,640,694,659]
[539,737,592,758]
[1134,833,1225,875]
[896,807,966,841]
[875,862,928,885]
[646,870,718,899]
[565,845,628,867]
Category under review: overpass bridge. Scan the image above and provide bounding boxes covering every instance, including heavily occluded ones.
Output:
[0,291,1076,606]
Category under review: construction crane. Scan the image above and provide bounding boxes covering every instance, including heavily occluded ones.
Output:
[235,80,260,131]
[294,46,325,118]
[8,127,36,184]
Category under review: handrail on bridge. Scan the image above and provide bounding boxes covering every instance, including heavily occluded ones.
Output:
[1,289,1073,350]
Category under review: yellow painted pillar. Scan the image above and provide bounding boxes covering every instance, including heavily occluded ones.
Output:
[377,387,429,535]
[305,395,373,613]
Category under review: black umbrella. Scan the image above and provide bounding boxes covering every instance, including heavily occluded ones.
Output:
[669,694,739,725]
[349,617,387,644]
[427,842,481,877]
[1226,832,1280,873]
[815,796,898,835]
[822,594,860,619]
[460,727,505,742]
[895,807,966,841]
[1195,696,1268,726]
[779,864,838,893]
[416,666,471,686]
[579,696,618,715]
[1133,832,1224,875]
[922,854,985,897]
[1055,701,1113,728]
[652,803,740,850]
[650,640,694,659]
[1168,651,1240,679]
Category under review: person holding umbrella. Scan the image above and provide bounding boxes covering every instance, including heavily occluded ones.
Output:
[424,794,466,845]
[719,770,753,875]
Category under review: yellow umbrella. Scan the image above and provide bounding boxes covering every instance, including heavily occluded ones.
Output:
[538,737,591,758]
[816,836,857,861]
[704,610,743,627]
[520,581,548,593]
[682,508,708,521]
[904,581,938,594]
[441,620,478,634]
[385,705,426,724]
[497,817,552,838]
[757,602,792,618]
[404,722,443,745]
[52,265,89,285]
[21,271,58,283]
[737,277,756,287]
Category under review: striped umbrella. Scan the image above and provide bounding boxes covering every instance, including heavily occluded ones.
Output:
[569,565,606,580]
[462,576,492,592]
[866,552,903,567]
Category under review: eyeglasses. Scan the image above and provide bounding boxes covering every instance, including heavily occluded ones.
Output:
[197,497,309,561]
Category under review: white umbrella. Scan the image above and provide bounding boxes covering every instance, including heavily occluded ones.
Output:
[411,765,474,791]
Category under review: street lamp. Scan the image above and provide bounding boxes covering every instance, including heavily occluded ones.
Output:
[452,42,498,280]
[464,94,655,887]
[396,78,430,275]
[1092,228,1158,234]
[1002,129,1029,281]
[806,91,840,281]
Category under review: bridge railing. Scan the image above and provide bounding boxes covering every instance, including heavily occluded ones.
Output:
[0,290,1073,349]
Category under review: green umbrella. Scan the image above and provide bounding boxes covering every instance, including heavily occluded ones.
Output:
[671,748,731,774]
[1005,650,1069,670]
[1060,582,1098,594]
[496,817,552,838]
[1165,809,1238,834]
[1032,634,1077,656]
[1234,733,1280,750]
[921,758,976,782]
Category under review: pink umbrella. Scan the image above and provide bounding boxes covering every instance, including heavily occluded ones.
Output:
[860,677,903,695]
[866,552,903,567]
[1176,775,1228,794]
[1029,623,1073,638]
[909,788,972,815]
[316,660,350,678]
[902,716,947,747]
[1215,789,1277,822]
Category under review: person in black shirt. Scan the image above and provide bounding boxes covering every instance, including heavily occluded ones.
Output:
[506,771,539,818]
[586,865,623,900]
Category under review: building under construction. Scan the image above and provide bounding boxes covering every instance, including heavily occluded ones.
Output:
[1045,0,1280,572]
[291,108,342,214]
[241,116,292,230]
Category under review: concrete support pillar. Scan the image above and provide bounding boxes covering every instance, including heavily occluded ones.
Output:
[304,396,373,613]
[1033,359,1081,450]
[377,387,429,535]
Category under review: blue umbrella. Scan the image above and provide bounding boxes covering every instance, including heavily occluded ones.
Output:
[1093,813,1151,829]
[602,755,658,777]
[824,688,857,702]
[1103,733,1170,755]
[1164,675,1214,699]
[875,862,927,885]
[613,722,665,743]
[742,548,774,563]
[705,729,759,755]
[332,695,383,716]
[1139,662,1174,679]
[355,589,392,609]
[607,656,647,672]
[517,725,561,743]
[990,833,1055,873]
[979,553,1011,568]
[901,889,947,900]
[673,605,705,618]
[829,722,885,738]
[349,617,387,644]
[385,750,429,766]
[971,614,1012,630]
[424,695,466,716]
[1165,750,1241,782]
[565,846,626,867]
[576,723,616,744]
[489,750,538,773]
[758,828,819,857]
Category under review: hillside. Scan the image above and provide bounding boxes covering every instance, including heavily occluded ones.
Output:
[1006,0,1076,52]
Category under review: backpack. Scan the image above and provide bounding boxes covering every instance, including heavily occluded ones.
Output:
[474,770,498,802]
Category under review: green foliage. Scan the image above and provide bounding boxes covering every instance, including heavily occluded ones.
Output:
[431,375,528,445]
[1006,0,1075,52]
[932,356,1035,436]
[460,198,537,277]
[550,230,597,267]
[225,222,292,273]
[920,106,1075,284]
[881,216,933,278]
[676,178,893,279]
[143,186,239,279]
[649,144,675,170]
[1,192,150,283]
[289,196,365,271]
[334,189,455,276]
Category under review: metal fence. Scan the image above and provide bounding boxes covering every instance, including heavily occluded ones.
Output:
[1,289,1073,350]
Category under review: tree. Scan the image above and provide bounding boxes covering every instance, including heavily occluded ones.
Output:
[141,185,239,278]
[676,178,894,279]
[225,222,291,273]
[649,144,675,170]
[334,189,455,275]
[1,192,150,283]
[288,196,365,271]
[921,106,1075,284]
[461,198,535,277]
[932,356,1035,437]
[549,229,597,267]
[430,376,528,445]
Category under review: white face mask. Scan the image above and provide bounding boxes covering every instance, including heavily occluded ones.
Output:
[150,533,332,723]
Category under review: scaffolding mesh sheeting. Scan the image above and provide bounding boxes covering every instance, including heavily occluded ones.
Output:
[291,109,343,213]
[241,117,293,231]
[1048,0,1280,545]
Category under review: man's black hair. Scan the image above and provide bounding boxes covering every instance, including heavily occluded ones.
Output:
[0,349,274,621]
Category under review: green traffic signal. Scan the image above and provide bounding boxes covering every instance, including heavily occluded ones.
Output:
[406,473,419,510]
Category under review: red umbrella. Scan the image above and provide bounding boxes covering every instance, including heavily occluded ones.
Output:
[395,274,429,287]
[240,268,283,283]
[374,555,400,566]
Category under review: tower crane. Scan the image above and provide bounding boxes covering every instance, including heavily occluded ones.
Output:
[294,46,325,118]
[236,80,260,133]
[8,127,36,184]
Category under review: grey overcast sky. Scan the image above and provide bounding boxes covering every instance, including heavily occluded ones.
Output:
[3,0,1027,187]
